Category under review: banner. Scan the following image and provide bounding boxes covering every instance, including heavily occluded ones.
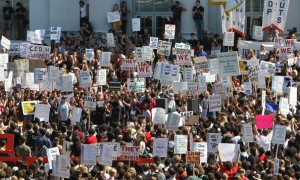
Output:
[186,151,201,164]
[255,114,274,129]
[209,95,222,111]
[120,146,139,161]
[137,65,152,78]
[50,27,61,42]
[84,96,96,111]
[153,138,168,157]
[262,0,290,33]
[225,0,244,13]
[157,40,172,56]
[149,37,158,49]
[106,33,115,47]
[272,125,287,144]
[164,24,175,39]
[100,52,111,67]
[174,135,188,154]
[34,104,50,122]
[107,11,120,23]
[132,18,141,32]
[193,142,207,163]
[221,1,245,35]
[61,75,73,92]
[1,36,10,50]
[96,69,106,85]
[127,78,145,93]
[217,51,240,76]
[28,45,51,60]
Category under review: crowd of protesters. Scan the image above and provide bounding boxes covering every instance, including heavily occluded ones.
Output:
[0,1,300,180]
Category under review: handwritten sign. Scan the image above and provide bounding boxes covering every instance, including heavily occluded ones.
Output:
[186,151,201,164]
[28,44,51,60]
[242,123,254,142]
[174,135,188,154]
[153,138,168,157]
[132,18,141,32]
[164,24,175,39]
[209,95,222,112]
[157,40,172,56]
[217,51,240,76]
[194,142,207,163]
[152,107,167,125]
[1,36,10,49]
[84,96,96,111]
[272,125,287,145]
[206,133,222,153]
[107,11,120,23]
[149,37,158,49]
[120,146,139,161]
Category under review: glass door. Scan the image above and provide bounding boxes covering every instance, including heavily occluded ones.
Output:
[136,15,153,35]
[156,15,172,38]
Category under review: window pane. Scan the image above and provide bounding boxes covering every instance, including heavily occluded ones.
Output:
[246,0,263,12]
[135,0,154,12]
[155,0,170,12]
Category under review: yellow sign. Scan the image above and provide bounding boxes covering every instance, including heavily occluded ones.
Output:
[208,0,226,5]
[22,101,38,115]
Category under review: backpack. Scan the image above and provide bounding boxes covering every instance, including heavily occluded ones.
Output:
[38,145,47,157]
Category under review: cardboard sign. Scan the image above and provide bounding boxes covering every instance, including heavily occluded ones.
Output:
[120,146,139,161]
[153,138,168,157]
[243,82,252,95]
[259,61,276,76]
[211,46,221,58]
[34,68,46,84]
[121,59,137,71]
[223,32,235,46]
[142,46,153,60]
[164,24,175,39]
[81,144,96,165]
[55,155,70,178]
[272,76,291,93]
[107,11,120,22]
[1,36,10,49]
[193,142,208,163]
[84,96,96,111]
[218,143,240,162]
[255,115,274,129]
[174,135,188,154]
[152,107,166,125]
[149,37,158,49]
[206,133,222,153]
[157,40,172,56]
[242,123,254,142]
[85,49,94,61]
[127,78,145,93]
[208,58,219,75]
[22,72,39,90]
[28,45,51,60]
[166,112,181,131]
[71,107,82,125]
[100,52,111,67]
[239,60,248,75]
[137,65,152,78]
[34,104,50,122]
[288,87,297,105]
[209,95,222,112]
[186,151,201,164]
[217,51,240,76]
[47,66,60,82]
[279,97,289,115]
[135,47,143,62]
[194,56,208,70]
[106,33,115,47]
[132,18,141,32]
[46,147,60,169]
[272,125,287,144]
[96,69,107,86]
[61,75,73,92]
[96,142,119,160]
[50,27,61,42]
[98,144,114,166]
[79,71,92,88]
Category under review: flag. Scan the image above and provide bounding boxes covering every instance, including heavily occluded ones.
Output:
[225,0,244,13]
[208,0,226,5]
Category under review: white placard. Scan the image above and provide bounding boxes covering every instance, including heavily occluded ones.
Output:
[174,135,188,154]
[272,125,287,145]
[79,71,92,88]
[84,96,96,111]
[34,104,50,122]
[164,24,176,39]
[99,144,114,166]
[209,95,222,112]
[149,37,158,49]
[142,46,153,60]
[253,26,263,40]
[100,52,111,67]
[166,112,181,131]
[71,107,82,125]
[106,33,115,47]
[127,78,145,93]
[34,68,46,84]
[208,58,219,74]
[172,82,187,94]
[81,144,96,165]
[218,143,240,162]
[0,54,8,64]
[96,69,107,86]
[107,11,120,23]
[152,107,166,125]
[120,146,139,161]
[274,158,279,174]
[206,133,222,153]
[62,141,72,157]
[56,155,70,178]
[132,18,141,32]
[193,142,208,163]
[187,82,197,96]
[183,68,193,82]
[223,32,235,46]
[279,97,289,115]
[288,87,297,105]
[28,44,51,60]
[85,49,94,61]
[135,47,143,62]
[61,75,73,92]
[22,73,39,90]
[153,138,168,157]
[157,40,172,56]
[1,36,10,50]
[137,65,152,78]
[242,123,254,142]
[50,27,61,42]
[217,51,240,76]
[243,82,252,95]
[46,147,60,169]
[48,66,60,82]
[198,75,207,93]
[177,53,191,66]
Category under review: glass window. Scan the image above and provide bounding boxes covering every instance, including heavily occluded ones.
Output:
[246,16,262,36]
[155,0,170,12]
[136,0,171,12]
[246,0,263,12]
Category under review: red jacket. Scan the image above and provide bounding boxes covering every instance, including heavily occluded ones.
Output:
[84,135,97,144]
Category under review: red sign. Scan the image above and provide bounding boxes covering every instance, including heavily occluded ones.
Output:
[186,151,200,164]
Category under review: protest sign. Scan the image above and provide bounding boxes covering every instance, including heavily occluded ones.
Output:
[223,32,235,46]
[34,104,50,122]
[79,71,92,88]
[1,36,10,49]
[164,24,175,39]
[217,51,240,76]
[46,147,60,169]
[81,144,96,165]
[121,59,137,71]
[71,107,82,125]
[34,68,46,84]
[107,11,120,22]
[220,76,231,86]
[279,97,289,115]
[62,141,72,157]
[157,40,172,56]
[272,125,287,144]
[106,33,115,47]
[218,143,240,162]
[187,82,197,96]
[96,142,119,160]
[194,56,208,70]
[161,63,172,79]
[211,46,221,58]
[206,133,222,153]
[253,26,263,40]
[176,53,191,65]
[288,87,297,105]
[274,37,283,48]
[213,83,225,95]
[96,69,106,86]
[247,58,260,82]
[61,75,73,92]
[198,76,207,93]
[194,142,208,163]
[242,123,254,142]
[149,37,158,49]
[85,49,94,61]
[135,47,143,62]
[262,0,290,33]
[262,90,266,115]
[255,115,274,129]
[28,45,51,60]
[186,151,201,164]
[279,47,293,57]
[48,66,59,82]
[132,18,141,31]
[142,46,153,60]
[127,78,145,93]
[55,155,70,178]
[100,52,111,67]
[0,66,5,81]
[175,43,190,54]
[0,54,8,64]
[259,61,276,76]
[137,65,152,78]
[272,76,291,93]
[84,96,96,111]
[183,68,193,82]
[19,43,30,58]
[222,1,245,34]
[243,82,252,95]
[174,135,188,154]
[285,39,297,47]
[166,112,181,131]
[4,80,12,92]
[180,111,193,117]
[40,81,53,92]
[152,107,167,125]
[208,58,219,75]
[274,158,279,174]
[22,73,39,90]
[120,146,139,161]
[50,27,61,42]
[109,81,121,91]
[209,95,222,111]
[239,60,248,75]
[172,82,187,94]
[8,43,20,57]
[98,144,114,166]
[153,138,168,157]
[171,65,181,82]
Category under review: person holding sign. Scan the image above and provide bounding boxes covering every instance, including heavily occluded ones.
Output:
[192,0,205,41]
[112,4,122,31]
[218,150,240,179]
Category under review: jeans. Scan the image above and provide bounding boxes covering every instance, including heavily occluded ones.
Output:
[195,19,204,41]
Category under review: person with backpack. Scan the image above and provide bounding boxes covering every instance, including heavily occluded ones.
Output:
[35,128,51,157]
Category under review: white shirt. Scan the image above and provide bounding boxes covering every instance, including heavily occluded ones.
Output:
[256,131,273,152]
[80,5,87,18]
